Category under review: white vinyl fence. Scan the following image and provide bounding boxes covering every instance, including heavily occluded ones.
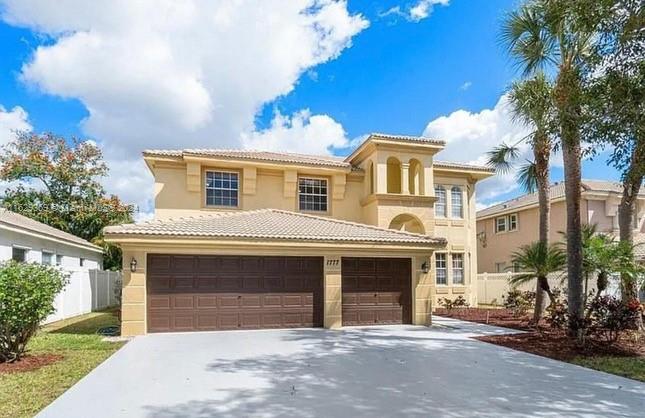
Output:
[44,269,122,324]
[477,271,623,305]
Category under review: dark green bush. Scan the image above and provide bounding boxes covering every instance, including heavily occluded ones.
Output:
[0,261,68,362]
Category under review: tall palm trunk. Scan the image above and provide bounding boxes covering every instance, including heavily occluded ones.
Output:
[618,143,644,331]
[555,68,585,337]
[533,135,552,323]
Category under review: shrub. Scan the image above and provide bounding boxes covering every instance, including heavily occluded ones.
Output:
[0,261,68,362]
[587,296,641,343]
[503,289,536,317]
[439,295,469,311]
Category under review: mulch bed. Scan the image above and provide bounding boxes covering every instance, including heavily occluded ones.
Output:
[435,307,644,361]
[0,354,63,375]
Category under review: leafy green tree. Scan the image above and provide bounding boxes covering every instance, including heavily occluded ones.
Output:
[487,73,556,322]
[0,132,133,269]
[501,0,595,336]
[0,261,68,362]
[510,241,567,322]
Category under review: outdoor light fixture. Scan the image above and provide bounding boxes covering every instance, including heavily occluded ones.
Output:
[421,261,429,274]
[130,258,137,273]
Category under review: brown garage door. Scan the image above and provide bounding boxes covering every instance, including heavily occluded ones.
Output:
[342,257,412,326]
[146,254,323,332]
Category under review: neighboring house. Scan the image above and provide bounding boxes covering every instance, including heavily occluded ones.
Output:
[0,208,103,269]
[476,179,645,274]
[104,133,493,336]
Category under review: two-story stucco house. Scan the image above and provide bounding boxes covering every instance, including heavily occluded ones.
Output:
[105,133,493,336]
[477,180,645,274]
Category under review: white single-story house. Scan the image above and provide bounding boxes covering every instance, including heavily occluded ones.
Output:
[0,208,103,268]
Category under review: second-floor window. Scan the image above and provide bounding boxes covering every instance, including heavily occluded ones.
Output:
[206,171,239,207]
[12,247,27,263]
[435,253,447,285]
[435,186,446,217]
[495,213,518,233]
[299,177,328,212]
[451,186,463,218]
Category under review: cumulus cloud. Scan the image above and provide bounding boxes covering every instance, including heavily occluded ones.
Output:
[422,95,534,203]
[1,0,368,215]
[0,105,31,146]
[381,0,449,22]
[459,81,472,91]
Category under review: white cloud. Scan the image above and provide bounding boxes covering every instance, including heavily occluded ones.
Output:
[422,95,533,203]
[2,0,368,216]
[0,105,31,146]
[459,81,472,91]
[382,0,449,22]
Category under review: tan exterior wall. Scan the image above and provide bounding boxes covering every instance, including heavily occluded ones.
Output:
[477,196,645,274]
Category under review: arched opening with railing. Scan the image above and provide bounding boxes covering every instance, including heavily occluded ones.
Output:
[386,157,402,194]
[388,213,425,234]
[408,158,423,195]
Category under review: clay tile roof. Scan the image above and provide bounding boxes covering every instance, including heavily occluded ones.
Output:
[143,149,351,169]
[433,160,495,173]
[477,180,645,219]
[0,208,102,252]
[104,209,446,246]
[368,133,446,146]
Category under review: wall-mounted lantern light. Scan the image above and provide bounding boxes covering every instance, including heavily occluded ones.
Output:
[421,261,430,274]
[130,258,138,273]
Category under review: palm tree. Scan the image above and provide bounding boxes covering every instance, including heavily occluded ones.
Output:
[487,73,555,322]
[510,242,567,318]
[501,0,594,337]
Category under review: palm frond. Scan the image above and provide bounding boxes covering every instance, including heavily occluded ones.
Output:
[486,143,520,174]
[517,160,539,193]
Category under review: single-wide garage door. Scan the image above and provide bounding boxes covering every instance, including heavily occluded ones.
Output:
[147,254,323,332]
[342,257,412,326]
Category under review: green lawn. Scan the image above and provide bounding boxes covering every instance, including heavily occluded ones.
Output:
[0,310,126,418]
[572,356,645,382]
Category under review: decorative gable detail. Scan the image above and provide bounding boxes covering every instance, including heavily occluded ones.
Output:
[186,162,201,193]
[283,170,297,198]
[332,173,346,200]
[243,167,257,195]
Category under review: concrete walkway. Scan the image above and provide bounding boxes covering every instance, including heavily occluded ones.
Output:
[38,318,645,418]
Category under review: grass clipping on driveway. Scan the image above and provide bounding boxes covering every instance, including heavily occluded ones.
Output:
[0,310,125,418]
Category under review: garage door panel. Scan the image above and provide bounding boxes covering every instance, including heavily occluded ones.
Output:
[147,255,323,332]
[342,257,411,326]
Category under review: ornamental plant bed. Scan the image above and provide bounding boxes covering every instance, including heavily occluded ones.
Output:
[0,354,63,374]
[434,307,533,331]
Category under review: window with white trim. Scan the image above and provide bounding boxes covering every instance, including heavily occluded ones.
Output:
[495,213,518,233]
[509,213,518,231]
[205,171,239,207]
[451,186,463,218]
[42,251,53,265]
[56,254,63,266]
[495,262,506,273]
[435,253,447,285]
[12,247,27,262]
[452,253,464,285]
[435,186,446,217]
[298,177,328,212]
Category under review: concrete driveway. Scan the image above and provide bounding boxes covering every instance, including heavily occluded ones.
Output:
[38,317,645,418]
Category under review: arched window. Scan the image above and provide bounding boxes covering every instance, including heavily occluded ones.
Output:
[451,186,463,218]
[386,157,402,194]
[368,161,375,194]
[408,159,423,195]
[435,186,446,217]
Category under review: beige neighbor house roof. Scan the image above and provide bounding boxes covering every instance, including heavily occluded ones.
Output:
[0,208,102,252]
[477,179,645,219]
[104,208,446,246]
[433,160,496,173]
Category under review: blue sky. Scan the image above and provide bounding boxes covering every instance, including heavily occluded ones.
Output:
[0,0,620,216]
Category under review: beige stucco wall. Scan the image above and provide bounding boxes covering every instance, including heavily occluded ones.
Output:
[477,196,645,274]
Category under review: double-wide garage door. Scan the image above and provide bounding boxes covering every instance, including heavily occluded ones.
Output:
[146,254,412,332]
[147,255,324,332]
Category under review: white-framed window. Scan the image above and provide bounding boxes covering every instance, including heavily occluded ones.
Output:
[12,247,27,262]
[451,186,463,218]
[298,177,328,212]
[452,253,464,285]
[205,171,239,207]
[495,262,506,273]
[495,213,518,233]
[42,251,53,265]
[56,254,63,266]
[435,253,447,285]
[435,186,446,217]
